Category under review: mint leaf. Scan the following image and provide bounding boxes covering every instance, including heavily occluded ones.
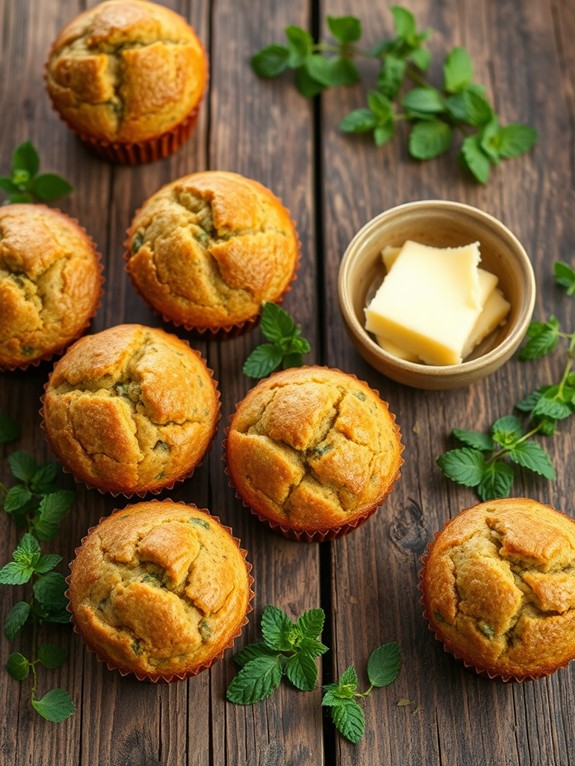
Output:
[8,450,37,482]
[340,108,378,133]
[367,91,393,123]
[507,440,556,480]
[367,642,401,687]
[233,642,278,668]
[410,46,431,72]
[4,601,31,640]
[408,120,452,159]
[295,66,325,97]
[285,26,313,67]
[462,89,493,127]
[337,665,358,692]
[31,174,73,202]
[391,6,416,40]
[6,652,30,681]
[32,490,75,541]
[297,637,329,658]
[0,413,19,444]
[37,644,68,669]
[259,303,298,341]
[245,305,311,377]
[226,655,283,704]
[443,47,473,92]
[554,262,575,295]
[491,415,523,446]
[532,392,572,421]
[377,55,406,99]
[0,561,34,585]
[12,533,41,565]
[261,605,294,652]
[330,698,365,744]
[3,484,32,513]
[306,55,357,88]
[296,608,325,639]
[497,124,537,158]
[12,141,39,177]
[327,15,361,44]
[251,45,290,78]
[402,87,444,115]
[436,448,486,488]
[34,553,62,574]
[515,390,541,413]
[31,689,75,723]
[452,429,494,452]
[285,651,318,691]
[374,122,395,147]
[243,344,283,379]
[460,134,491,184]
[477,460,515,501]
[31,462,60,493]
[519,316,560,359]
[33,572,70,623]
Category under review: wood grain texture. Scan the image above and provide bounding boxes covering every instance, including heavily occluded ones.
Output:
[0,0,574,764]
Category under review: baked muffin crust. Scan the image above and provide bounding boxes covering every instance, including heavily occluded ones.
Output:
[68,500,252,679]
[0,204,102,369]
[421,498,575,679]
[42,324,218,494]
[45,0,207,143]
[126,171,299,331]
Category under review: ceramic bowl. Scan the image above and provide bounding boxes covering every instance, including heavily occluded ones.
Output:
[338,200,536,390]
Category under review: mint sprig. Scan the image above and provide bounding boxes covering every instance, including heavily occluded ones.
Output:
[226,605,328,704]
[322,642,402,744]
[437,262,575,500]
[0,413,75,723]
[0,141,73,204]
[251,8,536,183]
[243,303,311,378]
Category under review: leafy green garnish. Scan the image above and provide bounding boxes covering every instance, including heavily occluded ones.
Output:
[0,141,73,204]
[437,263,575,500]
[0,417,75,722]
[243,303,311,378]
[251,8,536,182]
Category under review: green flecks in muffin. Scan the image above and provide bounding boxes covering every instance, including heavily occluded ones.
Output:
[434,611,445,623]
[194,231,210,246]
[155,470,166,481]
[352,390,367,401]
[189,517,210,530]
[196,375,204,388]
[153,440,170,453]
[114,381,141,403]
[131,639,143,655]
[311,443,333,457]
[199,618,212,641]
[478,622,495,639]
[22,346,36,357]
[141,572,163,587]
[131,231,144,254]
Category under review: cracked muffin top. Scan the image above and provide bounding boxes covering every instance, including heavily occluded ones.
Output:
[225,366,403,540]
[125,171,300,332]
[45,0,207,144]
[0,204,102,370]
[42,324,219,495]
[68,500,252,680]
[421,498,575,680]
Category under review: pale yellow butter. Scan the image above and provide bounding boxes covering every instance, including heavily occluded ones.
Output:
[462,287,510,358]
[365,240,483,365]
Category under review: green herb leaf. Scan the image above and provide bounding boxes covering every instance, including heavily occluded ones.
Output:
[32,490,75,541]
[452,428,495,452]
[31,688,75,723]
[330,697,366,744]
[0,413,19,444]
[0,561,35,585]
[4,601,31,640]
[443,47,473,92]
[532,391,572,421]
[497,124,538,158]
[410,46,431,72]
[402,87,444,115]
[367,91,393,123]
[391,6,416,41]
[233,642,278,669]
[462,89,493,127]
[12,141,40,177]
[244,305,311,378]
[479,117,502,163]
[37,644,69,669]
[285,26,313,68]
[34,553,62,574]
[436,448,486,488]
[260,302,297,341]
[243,344,283,379]
[30,462,60,493]
[408,120,452,159]
[31,174,73,202]
[3,484,32,514]
[297,637,329,658]
[6,652,30,681]
[33,572,70,623]
[226,654,283,704]
[477,460,515,501]
[8,450,37,482]
[377,55,406,99]
[367,642,402,687]
[337,665,358,692]
[285,651,318,691]
[460,134,491,184]
[327,15,361,44]
[554,262,575,295]
[340,108,379,133]
[507,440,556,480]
[519,316,560,360]
[295,65,325,98]
[251,44,290,78]
[296,608,325,639]
[261,605,295,652]
[374,122,395,147]
[491,415,523,446]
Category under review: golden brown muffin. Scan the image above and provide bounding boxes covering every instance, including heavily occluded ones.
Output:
[45,0,207,164]
[42,324,219,495]
[68,500,253,681]
[225,366,403,541]
[125,171,300,333]
[0,204,102,370]
[420,498,575,681]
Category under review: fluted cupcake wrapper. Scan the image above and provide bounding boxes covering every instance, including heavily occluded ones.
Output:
[66,499,254,683]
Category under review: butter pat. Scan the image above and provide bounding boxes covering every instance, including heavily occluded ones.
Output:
[365,240,483,365]
[462,287,510,358]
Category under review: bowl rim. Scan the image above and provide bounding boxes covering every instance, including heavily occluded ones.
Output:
[337,199,537,381]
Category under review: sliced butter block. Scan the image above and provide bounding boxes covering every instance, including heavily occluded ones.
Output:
[381,245,402,271]
[462,287,510,358]
[376,335,420,362]
[365,240,482,365]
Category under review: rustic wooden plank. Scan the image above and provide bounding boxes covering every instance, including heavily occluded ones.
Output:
[318,0,575,764]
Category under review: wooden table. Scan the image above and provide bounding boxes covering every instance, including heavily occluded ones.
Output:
[1,1,574,764]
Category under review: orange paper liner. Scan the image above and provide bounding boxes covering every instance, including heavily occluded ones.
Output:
[39,340,220,498]
[223,365,404,543]
[66,500,254,683]
[0,207,104,372]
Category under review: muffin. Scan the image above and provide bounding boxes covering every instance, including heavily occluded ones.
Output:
[0,204,102,370]
[45,0,207,164]
[225,366,403,541]
[125,171,300,334]
[41,323,219,495]
[68,500,253,681]
[420,498,575,681]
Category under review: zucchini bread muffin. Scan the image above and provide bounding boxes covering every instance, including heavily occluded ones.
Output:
[225,366,403,541]
[125,171,300,333]
[68,500,253,681]
[45,0,207,164]
[0,204,102,370]
[42,324,219,495]
[420,498,575,681]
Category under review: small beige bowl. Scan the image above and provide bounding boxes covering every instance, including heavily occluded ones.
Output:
[338,200,536,390]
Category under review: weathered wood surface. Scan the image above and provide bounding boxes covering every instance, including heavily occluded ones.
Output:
[0,0,574,764]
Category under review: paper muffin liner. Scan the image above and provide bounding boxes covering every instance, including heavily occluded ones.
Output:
[66,500,254,683]
[0,207,104,372]
[223,365,404,543]
[419,518,574,683]
[39,339,220,498]
[123,183,301,337]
